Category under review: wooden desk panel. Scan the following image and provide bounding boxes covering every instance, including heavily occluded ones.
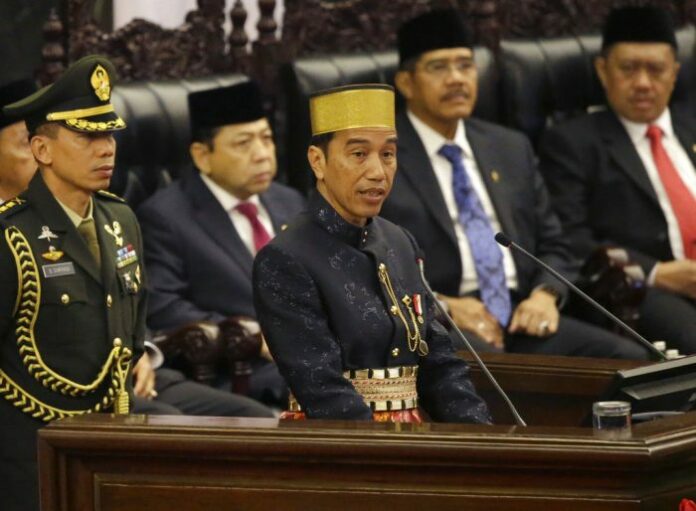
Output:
[39,413,696,511]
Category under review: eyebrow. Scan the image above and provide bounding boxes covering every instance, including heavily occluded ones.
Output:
[345,137,398,146]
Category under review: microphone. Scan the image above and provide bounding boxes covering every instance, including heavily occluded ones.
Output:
[416,255,528,427]
[494,232,666,361]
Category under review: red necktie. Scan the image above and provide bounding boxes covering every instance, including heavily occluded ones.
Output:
[646,125,696,259]
[235,202,272,253]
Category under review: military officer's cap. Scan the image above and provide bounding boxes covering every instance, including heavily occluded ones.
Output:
[0,78,38,130]
[2,55,126,134]
[398,9,474,67]
[602,6,677,51]
[188,80,266,137]
[309,84,395,136]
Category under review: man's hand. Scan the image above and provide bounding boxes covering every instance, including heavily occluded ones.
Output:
[441,295,504,349]
[653,260,696,299]
[508,288,559,337]
[132,352,157,399]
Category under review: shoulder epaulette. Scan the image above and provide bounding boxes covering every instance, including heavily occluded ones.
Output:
[0,197,27,216]
[96,190,126,203]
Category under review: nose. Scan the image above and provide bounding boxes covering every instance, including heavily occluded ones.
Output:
[633,67,652,89]
[364,153,388,181]
[94,134,116,157]
[252,136,274,161]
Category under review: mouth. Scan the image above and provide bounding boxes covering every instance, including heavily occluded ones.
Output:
[251,171,273,183]
[442,91,469,102]
[94,164,114,176]
[358,188,387,202]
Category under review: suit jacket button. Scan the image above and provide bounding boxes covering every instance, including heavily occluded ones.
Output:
[391,348,400,357]
[60,293,70,305]
[106,294,113,307]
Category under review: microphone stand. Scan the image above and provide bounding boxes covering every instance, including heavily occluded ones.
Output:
[417,258,527,427]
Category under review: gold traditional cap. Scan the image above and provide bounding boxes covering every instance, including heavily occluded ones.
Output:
[310,84,395,136]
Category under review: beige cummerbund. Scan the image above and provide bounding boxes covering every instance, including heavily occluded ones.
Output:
[288,365,419,412]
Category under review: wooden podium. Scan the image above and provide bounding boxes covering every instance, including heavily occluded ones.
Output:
[38,354,696,511]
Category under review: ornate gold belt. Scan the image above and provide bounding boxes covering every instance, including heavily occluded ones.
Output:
[288,365,419,412]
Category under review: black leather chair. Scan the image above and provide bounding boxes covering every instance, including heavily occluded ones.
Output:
[109,74,248,208]
[280,46,499,193]
[498,25,695,147]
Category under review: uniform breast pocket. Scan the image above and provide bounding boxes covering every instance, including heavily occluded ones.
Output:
[37,275,90,345]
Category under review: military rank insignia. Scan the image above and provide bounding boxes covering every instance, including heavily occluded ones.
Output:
[115,244,138,269]
[38,225,64,261]
[104,221,123,246]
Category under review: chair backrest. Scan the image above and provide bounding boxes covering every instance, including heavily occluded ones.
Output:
[498,25,696,146]
[109,74,248,207]
[280,47,499,193]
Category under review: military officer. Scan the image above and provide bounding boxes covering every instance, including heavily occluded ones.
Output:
[0,56,145,511]
[253,84,491,423]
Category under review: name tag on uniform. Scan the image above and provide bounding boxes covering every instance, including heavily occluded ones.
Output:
[42,262,76,278]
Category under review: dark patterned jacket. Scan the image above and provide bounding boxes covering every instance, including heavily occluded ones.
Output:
[253,191,491,423]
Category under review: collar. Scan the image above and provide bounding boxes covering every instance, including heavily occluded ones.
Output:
[308,189,372,248]
[200,173,262,212]
[619,108,674,145]
[56,196,94,227]
[406,109,472,159]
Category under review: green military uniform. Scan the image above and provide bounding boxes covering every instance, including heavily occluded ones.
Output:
[0,56,142,511]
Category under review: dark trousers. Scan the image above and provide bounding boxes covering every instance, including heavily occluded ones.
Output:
[133,368,274,417]
[638,288,696,355]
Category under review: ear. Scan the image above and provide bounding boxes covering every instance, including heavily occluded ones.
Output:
[395,70,414,100]
[189,142,212,175]
[594,56,608,89]
[30,136,52,167]
[307,145,326,181]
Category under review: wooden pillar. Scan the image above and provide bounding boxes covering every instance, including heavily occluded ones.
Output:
[38,9,66,86]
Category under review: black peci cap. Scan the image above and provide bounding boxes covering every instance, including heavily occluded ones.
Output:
[602,6,677,51]
[398,9,473,67]
[0,79,38,130]
[188,81,266,139]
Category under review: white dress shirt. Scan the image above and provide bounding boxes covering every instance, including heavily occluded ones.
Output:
[407,111,518,295]
[200,174,275,256]
[619,108,696,264]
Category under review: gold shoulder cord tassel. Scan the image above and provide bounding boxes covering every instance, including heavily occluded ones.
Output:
[112,339,132,415]
[378,263,429,356]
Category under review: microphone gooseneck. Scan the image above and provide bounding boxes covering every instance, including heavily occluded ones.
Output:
[416,257,528,427]
[494,232,666,361]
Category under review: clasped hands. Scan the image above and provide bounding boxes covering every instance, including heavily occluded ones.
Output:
[442,288,559,349]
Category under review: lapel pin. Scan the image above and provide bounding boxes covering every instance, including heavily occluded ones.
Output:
[104,221,124,246]
[38,225,58,242]
[491,170,501,183]
[281,224,288,231]
[692,144,696,153]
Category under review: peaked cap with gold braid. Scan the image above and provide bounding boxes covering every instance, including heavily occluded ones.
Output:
[309,84,395,136]
[2,55,126,134]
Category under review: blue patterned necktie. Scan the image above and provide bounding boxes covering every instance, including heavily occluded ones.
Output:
[438,143,512,326]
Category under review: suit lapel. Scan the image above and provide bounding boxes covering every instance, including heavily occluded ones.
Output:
[600,112,660,206]
[25,173,102,285]
[396,112,457,246]
[94,202,118,291]
[186,171,254,273]
[261,185,288,234]
[673,111,696,171]
[464,119,519,242]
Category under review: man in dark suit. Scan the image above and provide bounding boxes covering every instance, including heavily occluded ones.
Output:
[538,6,696,354]
[0,56,148,511]
[138,82,306,407]
[0,79,37,202]
[381,10,648,359]
[253,83,490,424]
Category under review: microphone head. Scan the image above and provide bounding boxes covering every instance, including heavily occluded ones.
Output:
[494,232,512,247]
